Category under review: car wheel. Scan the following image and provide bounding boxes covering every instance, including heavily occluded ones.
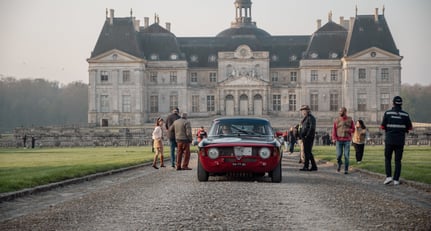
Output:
[197,159,209,182]
[271,161,282,183]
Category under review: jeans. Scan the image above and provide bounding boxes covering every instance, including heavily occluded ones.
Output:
[169,138,177,167]
[385,144,404,181]
[336,141,351,171]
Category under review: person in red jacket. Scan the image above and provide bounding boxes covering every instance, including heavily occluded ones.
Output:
[332,107,355,174]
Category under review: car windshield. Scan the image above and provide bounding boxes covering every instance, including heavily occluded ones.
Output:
[208,119,273,137]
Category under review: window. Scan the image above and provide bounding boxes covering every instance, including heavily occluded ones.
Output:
[381,93,390,110]
[122,70,130,83]
[101,71,109,82]
[170,71,177,84]
[207,95,215,112]
[150,95,158,113]
[311,70,318,82]
[209,72,217,82]
[122,95,131,112]
[191,72,197,83]
[100,95,109,112]
[170,95,178,111]
[330,93,339,112]
[272,94,281,111]
[331,70,338,81]
[358,93,367,111]
[290,72,297,82]
[192,95,199,113]
[381,68,389,81]
[288,94,296,111]
[271,72,279,82]
[150,72,157,83]
[358,68,366,81]
[310,93,318,111]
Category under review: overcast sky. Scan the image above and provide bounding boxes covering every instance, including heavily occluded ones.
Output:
[1,0,430,85]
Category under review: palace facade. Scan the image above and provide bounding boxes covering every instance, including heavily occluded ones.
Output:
[87,0,401,127]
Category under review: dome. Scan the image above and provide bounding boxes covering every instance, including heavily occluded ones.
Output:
[216,27,271,39]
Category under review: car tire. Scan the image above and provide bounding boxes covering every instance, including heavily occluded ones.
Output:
[271,160,282,183]
[197,159,209,182]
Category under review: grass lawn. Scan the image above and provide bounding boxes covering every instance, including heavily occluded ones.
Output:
[0,145,429,194]
[0,147,164,193]
[311,145,431,184]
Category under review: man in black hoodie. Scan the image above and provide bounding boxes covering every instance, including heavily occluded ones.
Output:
[380,96,413,186]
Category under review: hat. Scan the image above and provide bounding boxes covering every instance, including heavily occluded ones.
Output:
[173,107,179,113]
[299,105,310,111]
[393,96,403,105]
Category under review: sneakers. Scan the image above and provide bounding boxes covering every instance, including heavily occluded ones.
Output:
[344,171,348,174]
[384,177,393,185]
[393,180,400,185]
[357,161,361,164]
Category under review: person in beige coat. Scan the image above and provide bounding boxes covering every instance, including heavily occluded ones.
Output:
[170,113,193,170]
[151,117,165,169]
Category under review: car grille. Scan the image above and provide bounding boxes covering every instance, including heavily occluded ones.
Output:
[217,147,259,157]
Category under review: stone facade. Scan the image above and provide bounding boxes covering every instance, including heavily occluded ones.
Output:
[88,1,401,128]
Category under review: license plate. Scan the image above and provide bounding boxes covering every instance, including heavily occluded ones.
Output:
[232,162,246,167]
[234,147,252,156]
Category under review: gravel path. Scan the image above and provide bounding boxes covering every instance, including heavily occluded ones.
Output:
[0,152,430,230]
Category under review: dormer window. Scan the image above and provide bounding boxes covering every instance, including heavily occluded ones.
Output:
[208,55,217,63]
[330,52,338,59]
[271,55,279,62]
[190,55,198,63]
[310,52,318,59]
[170,53,178,60]
[150,54,159,60]
[289,55,297,61]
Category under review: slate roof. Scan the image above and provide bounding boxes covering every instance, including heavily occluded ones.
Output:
[304,21,348,59]
[91,18,142,58]
[90,14,399,67]
[345,15,399,56]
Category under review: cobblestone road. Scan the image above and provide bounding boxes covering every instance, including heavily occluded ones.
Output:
[0,152,430,230]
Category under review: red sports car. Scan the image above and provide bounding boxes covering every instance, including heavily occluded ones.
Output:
[197,117,283,182]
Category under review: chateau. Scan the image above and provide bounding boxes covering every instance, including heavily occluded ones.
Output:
[87,0,401,128]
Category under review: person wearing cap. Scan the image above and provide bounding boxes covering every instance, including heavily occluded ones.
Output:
[332,107,355,174]
[165,107,181,168]
[381,96,413,186]
[151,117,165,169]
[170,112,193,170]
[298,105,318,171]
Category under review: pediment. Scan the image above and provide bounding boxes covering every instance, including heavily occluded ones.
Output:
[345,47,401,61]
[87,49,143,63]
[222,75,268,86]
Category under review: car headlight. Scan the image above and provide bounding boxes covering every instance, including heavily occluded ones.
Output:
[259,147,271,159]
[208,148,219,159]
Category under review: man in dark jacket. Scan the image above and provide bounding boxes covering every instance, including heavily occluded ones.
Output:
[298,105,318,171]
[165,107,181,168]
[170,113,193,170]
[381,96,413,185]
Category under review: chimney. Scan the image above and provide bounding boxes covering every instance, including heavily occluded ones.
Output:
[166,22,171,32]
[144,17,149,27]
[374,8,379,22]
[134,19,140,32]
[339,16,349,30]
[317,19,322,30]
[109,9,114,25]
